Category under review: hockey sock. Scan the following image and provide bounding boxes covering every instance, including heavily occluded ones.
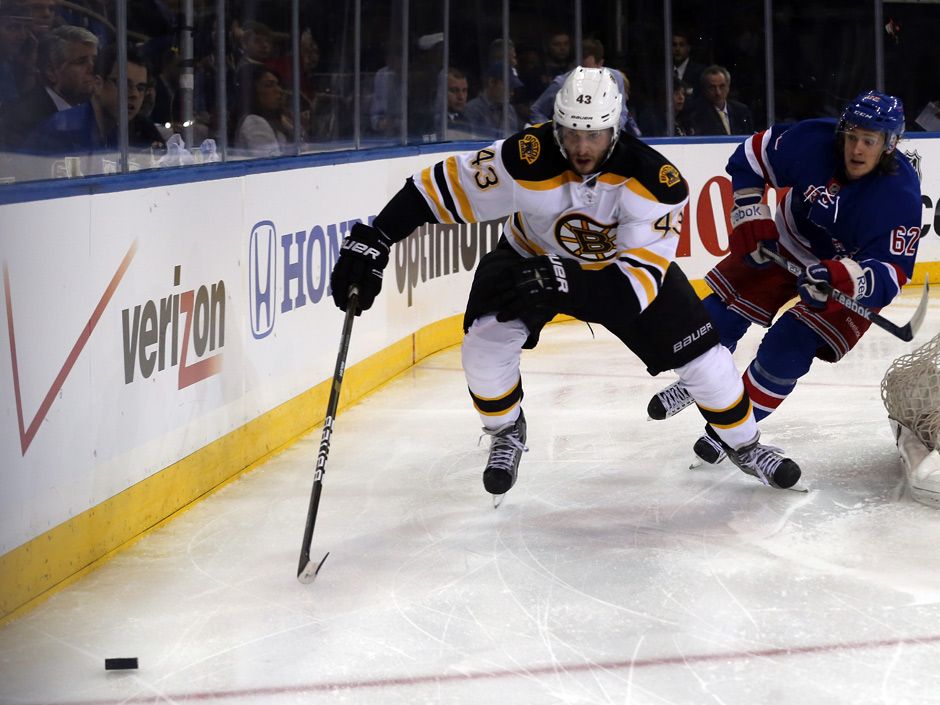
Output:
[702,293,751,352]
[745,314,820,420]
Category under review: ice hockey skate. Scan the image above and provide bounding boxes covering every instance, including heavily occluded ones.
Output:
[703,426,801,489]
[691,433,727,466]
[481,410,528,505]
[647,380,694,420]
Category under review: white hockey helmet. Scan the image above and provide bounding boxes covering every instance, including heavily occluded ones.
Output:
[553,66,623,160]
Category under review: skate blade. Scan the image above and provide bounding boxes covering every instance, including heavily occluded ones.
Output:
[689,456,725,469]
[492,493,505,508]
[781,481,810,493]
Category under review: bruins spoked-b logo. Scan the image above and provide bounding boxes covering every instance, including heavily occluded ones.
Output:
[554,213,617,261]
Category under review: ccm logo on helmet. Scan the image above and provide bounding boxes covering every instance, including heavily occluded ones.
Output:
[342,239,384,259]
[546,253,570,293]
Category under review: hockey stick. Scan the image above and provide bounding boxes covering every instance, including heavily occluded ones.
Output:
[297,287,359,584]
[758,244,929,342]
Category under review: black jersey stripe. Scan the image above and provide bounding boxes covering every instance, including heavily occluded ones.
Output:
[469,379,524,416]
[619,255,664,288]
[434,162,464,225]
[696,390,752,429]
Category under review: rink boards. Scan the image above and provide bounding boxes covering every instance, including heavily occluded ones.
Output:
[1,136,939,620]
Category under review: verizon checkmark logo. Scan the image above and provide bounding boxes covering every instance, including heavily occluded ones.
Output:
[120,264,225,388]
[4,242,137,455]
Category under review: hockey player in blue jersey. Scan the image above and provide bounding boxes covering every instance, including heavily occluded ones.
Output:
[648,91,923,465]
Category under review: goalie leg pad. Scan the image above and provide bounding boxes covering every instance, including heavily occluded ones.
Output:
[891,419,940,508]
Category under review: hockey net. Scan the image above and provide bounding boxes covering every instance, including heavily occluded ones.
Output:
[881,330,940,506]
[881,331,940,449]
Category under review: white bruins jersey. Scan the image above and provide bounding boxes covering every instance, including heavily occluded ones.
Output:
[413,122,689,311]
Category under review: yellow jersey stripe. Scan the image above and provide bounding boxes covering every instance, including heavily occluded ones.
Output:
[471,382,520,402]
[622,246,671,273]
[708,403,754,430]
[696,390,747,414]
[625,265,657,304]
[509,226,541,256]
[421,167,452,224]
[626,178,658,202]
[517,171,581,191]
[446,157,476,222]
[598,173,629,186]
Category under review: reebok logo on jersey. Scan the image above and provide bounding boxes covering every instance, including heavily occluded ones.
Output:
[546,254,570,293]
[342,239,384,260]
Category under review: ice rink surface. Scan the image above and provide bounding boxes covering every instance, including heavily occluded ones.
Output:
[2,289,940,705]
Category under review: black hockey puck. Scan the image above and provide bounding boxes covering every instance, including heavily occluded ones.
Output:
[105,657,138,670]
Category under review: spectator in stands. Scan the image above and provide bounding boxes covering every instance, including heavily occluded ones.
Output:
[637,79,694,137]
[150,43,179,129]
[543,30,572,78]
[0,24,96,148]
[688,65,754,136]
[24,45,161,158]
[673,80,693,135]
[237,20,278,70]
[370,41,402,136]
[24,0,57,37]
[233,63,292,157]
[408,31,444,137]
[268,27,321,106]
[488,37,517,68]
[515,43,549,109]
[440,66,470,137]
[528,38,640,137]
[672,29,705,102]
[0,0,34,106]
[281,30,337,142]
[463,61,521,138]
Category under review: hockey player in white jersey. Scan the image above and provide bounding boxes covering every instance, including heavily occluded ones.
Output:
[330,67,802,498]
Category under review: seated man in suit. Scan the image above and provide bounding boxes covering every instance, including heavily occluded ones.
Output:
[0,24,98,149]
[23,44,162,178]
[689,65,754,136]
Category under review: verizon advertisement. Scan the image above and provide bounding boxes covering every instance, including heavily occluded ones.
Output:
[1,137,938,556]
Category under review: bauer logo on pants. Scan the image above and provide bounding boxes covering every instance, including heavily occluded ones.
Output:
[672,322,713,353]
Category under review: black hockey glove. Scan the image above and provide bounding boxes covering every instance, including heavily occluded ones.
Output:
[496,254,585,322]
[330,222,391,314]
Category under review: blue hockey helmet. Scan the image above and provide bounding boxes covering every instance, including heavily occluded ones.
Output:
[838,91,905,153]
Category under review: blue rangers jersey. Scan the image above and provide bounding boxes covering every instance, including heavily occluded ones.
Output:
[727,118,922,308]
[411,122,689,313]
